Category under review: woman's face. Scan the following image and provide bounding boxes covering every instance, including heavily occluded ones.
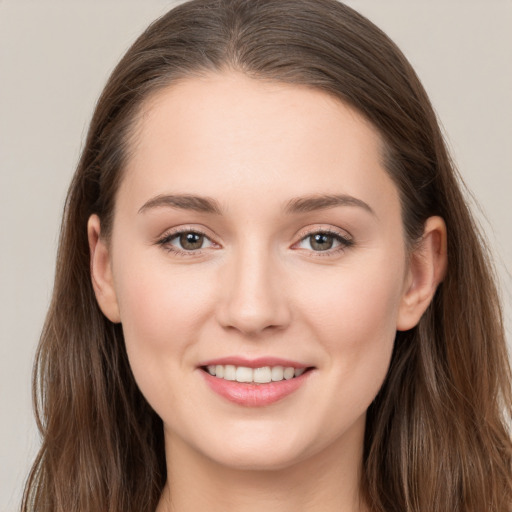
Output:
[92,72,415,471]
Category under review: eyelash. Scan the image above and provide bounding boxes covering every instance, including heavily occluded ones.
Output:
[156,227,354,258]
[294,228,354,257]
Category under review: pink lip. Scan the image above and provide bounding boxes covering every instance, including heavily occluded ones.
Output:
[198,359,314,407]
[199,356,309,369]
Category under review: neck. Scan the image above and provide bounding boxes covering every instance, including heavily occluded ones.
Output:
[156,422,369,512]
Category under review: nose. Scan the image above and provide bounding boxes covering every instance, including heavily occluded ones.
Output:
[216,241,292,337]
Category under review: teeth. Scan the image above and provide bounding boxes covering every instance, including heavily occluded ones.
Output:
[236,366,253,383]
[271,366,284,381]
[254,366,272,383]
[205,364,307,383]
[283,367,295,380]
[224,365,236,381]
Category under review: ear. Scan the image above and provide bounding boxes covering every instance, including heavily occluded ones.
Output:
[87,214,121,323]
[396,216,447,331]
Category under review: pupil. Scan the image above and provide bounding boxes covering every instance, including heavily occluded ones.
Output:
[311,233,333,251]
[180,232,203,250]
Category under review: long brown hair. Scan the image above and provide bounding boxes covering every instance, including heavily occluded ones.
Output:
[22,1,512,511]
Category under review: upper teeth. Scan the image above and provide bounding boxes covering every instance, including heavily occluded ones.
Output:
[206,365,305,384]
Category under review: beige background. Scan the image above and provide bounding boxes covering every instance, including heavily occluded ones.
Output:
[1,1,510,510]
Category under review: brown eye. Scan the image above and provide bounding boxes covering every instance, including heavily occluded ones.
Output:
[179,232,205,250]
[158,230,215,254]
[309,233,335,251]
[295,230,353,254]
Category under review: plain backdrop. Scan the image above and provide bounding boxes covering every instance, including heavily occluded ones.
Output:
[1,1,511,510]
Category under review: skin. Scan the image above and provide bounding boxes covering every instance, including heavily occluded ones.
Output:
[88,72,446,512]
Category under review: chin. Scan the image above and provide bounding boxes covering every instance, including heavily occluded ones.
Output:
[190,425,326,472]
[204,445,308,472]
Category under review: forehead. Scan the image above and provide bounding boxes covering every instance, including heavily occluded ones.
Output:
[120,71,398,217]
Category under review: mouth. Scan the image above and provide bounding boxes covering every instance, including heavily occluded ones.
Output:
[201,364,313,384]
[198,360,315,407]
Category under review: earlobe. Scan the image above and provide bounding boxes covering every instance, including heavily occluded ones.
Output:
[396,216,447,331]
[87,214,121,323]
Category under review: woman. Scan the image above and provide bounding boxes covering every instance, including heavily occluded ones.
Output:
[21,0,512,511]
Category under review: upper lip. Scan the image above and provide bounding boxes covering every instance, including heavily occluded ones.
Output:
[198,356,311,369]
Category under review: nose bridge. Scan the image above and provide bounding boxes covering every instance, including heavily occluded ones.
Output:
[217,236,290,335]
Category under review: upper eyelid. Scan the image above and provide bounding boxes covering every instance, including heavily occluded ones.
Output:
[158,225,350,239]
[157,225,215,242]
[294,224,353,242]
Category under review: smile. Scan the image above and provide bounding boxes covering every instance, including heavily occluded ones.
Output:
[204,364,306,384]
[199,360,314,406]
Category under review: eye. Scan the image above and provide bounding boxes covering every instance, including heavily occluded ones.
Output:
[295,230,353,253]
[158,229,216,254]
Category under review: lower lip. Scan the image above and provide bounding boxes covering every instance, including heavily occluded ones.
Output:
[200,369,313,407]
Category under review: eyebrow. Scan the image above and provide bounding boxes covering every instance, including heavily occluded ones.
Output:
[283,194,375,216]
[138,193,374,216]
[138,194,222,215]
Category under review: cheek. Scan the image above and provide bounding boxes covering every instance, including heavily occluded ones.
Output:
[296,253,405,402]
[299,255,404,340]
[115,252,211,332]
[112,253,216,391]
